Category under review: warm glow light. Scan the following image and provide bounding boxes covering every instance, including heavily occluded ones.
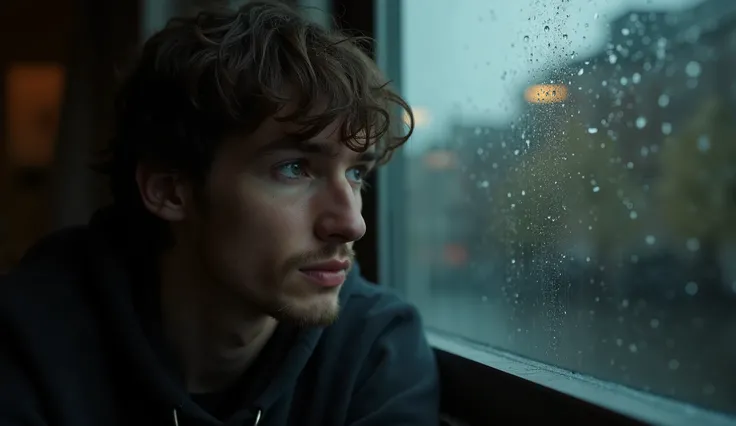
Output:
[404,107,430,128]
[5,63,66,167]
[423,150,457,170]
[524,84,568,104]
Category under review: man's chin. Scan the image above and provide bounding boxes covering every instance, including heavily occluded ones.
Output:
[270,295,341,327]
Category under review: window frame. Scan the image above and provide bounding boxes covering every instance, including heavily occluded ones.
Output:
[371,0,736,425]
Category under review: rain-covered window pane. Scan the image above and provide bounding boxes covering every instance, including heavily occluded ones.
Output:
[388,0,736,414]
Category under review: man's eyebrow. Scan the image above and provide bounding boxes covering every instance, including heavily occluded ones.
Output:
[256,136,378,162]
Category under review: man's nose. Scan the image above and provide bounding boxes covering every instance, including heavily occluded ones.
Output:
[313,180,366,244]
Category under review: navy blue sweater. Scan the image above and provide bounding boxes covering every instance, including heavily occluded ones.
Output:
[0,211,440,425]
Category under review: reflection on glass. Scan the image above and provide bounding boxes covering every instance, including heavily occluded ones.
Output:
[394,0,736,414]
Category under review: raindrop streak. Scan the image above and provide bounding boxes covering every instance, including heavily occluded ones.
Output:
[662,123,672,135]
[697,135,711,152]
[685,61,702,78]
[636,116,647,129]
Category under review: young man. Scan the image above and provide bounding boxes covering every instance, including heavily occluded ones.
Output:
[0,1,440,425]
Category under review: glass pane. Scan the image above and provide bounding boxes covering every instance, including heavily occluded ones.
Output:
[390,0,736,414]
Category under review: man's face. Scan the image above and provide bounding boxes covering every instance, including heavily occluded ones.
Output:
[180,115,372,327]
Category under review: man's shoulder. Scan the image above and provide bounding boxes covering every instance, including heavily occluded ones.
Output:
[343,272,418,320]
[329,271,425,346]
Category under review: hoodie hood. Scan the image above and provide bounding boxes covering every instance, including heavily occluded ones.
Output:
[84,207,358,425]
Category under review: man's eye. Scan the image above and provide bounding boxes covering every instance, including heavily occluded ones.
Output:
[275,161,308,180]
[347,166,369,184]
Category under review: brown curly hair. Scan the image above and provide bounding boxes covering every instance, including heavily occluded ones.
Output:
[95,0,413,251]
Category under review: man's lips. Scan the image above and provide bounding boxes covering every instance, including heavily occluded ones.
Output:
[299,259,351,287]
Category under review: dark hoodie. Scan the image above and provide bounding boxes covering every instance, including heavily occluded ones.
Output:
[0,209,440,426]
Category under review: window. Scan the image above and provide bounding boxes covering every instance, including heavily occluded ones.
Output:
[377,0,736,422]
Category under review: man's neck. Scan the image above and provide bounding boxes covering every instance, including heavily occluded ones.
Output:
[158,249,278,394]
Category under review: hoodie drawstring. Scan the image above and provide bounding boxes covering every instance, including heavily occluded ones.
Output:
[172,408,262,425]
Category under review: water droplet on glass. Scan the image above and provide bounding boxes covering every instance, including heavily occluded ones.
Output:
[636,116,647,129]
[669,359,680,370]
[661,122,672,135]
[632,72,641,84]
[578,68,585,76]
[650,319,660,328]
[630,211,638,220]
[523,35,530,42]
[697,135,711,152]
[620,76,629,85]
[629,343,638,353]
[594,12,600,20]
[685,281,699,296]
[646,235,656,245]
[609,54,618,64]
[593,186,600,193]
[616,338,623,346]
[627,162,635,169]
[622,28,631,36]
[685,61,702,78]
[588,127,599,134]
[658,94,670,107]
[562,33,568,39]
[544,25,550,32]
[686,238,700,252]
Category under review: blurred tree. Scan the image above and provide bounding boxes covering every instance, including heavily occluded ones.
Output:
[657,97,736,244]
[491,119,647,261]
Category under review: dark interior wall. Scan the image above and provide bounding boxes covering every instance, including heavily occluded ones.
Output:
[51,0,140,229]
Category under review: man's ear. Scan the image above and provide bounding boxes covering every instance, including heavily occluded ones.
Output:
[135,163,189,222]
